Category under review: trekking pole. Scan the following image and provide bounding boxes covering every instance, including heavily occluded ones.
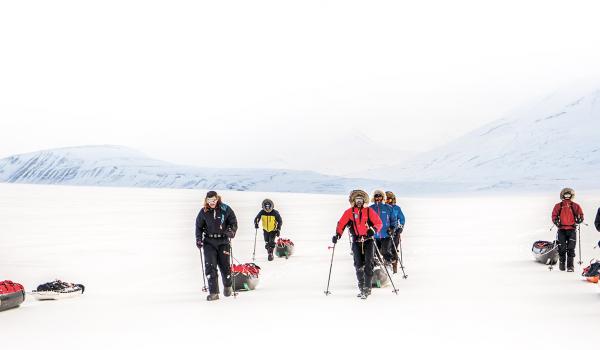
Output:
[373,243,399,294]
[548,232,559,271]
[229,239,238,298]
[348,233,353,256]
[199,248,208,293]
[578,225,583,265]
[391,236,408,279]
[324,243,336,296]
[252,228,258,262]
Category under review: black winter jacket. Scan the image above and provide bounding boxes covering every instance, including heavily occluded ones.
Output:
[195,203,238,241]
[595,208,600,232]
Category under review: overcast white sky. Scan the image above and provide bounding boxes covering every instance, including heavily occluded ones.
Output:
[1,0,600,169]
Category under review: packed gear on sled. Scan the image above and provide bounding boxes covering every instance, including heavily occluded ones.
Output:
[254,199,283,261]
[532,240,559,265]
[582,260,600,283]
[0,280,25,311]
[232,263,261,291]
[31,280,85,300]
[371,266,390,288]
[275,238,295,259]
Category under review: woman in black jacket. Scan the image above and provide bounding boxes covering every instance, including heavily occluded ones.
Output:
[195,191,238,301]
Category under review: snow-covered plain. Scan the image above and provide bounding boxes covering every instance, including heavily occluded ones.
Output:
[1,183,600,349]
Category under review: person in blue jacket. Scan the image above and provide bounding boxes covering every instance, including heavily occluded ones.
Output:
[370,189,397,266]
[386,191,406,273]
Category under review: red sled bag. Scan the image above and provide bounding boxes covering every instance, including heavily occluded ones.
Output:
[275,238,295,259]
[231,263,260,291]
[0,280,26,312]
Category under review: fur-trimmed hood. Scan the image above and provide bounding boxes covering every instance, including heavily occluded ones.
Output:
[560,188,575,200]
[262,198,274,212]
[385,191,396,204]
[349,189,369,206]
[371,189,385,203]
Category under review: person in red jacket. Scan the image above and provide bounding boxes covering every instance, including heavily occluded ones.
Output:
[332,189,383,299]
[551,188,584,272]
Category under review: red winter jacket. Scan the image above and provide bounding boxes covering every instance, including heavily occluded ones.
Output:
[336,207,383,237]
[551,199,584,230]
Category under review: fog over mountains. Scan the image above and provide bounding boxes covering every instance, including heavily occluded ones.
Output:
[363,83,600,191]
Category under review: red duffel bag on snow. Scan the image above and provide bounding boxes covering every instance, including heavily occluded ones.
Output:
[0,280,26,312]
[231,263,260,291]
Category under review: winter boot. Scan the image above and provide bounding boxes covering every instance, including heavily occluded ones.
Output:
[206,293,219,301]
[224,287,233,297]
[392,260,398,274]
[359,287,371,299]
[268,248,274,261]
[559,260,566,271]
[356,282,365,297]
[567,258,574,272]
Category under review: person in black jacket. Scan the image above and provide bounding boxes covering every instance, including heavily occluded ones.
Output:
[595,207,600,232]
[254,199,283,261]
[195,191,238,301]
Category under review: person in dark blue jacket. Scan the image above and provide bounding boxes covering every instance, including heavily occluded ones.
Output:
[386,191,406,273]
[370,189,396,265]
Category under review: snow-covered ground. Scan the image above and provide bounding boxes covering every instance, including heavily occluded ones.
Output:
[2,183,600,349]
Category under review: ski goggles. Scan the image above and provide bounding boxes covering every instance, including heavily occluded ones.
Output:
[354,197,365,205]
[206,197,218,205]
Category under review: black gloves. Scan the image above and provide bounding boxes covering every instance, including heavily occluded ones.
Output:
[366,227,375,237]
[396,224,404,235]
[196,239,203,249]
[387,227,394,236]
[575,217,583,224]
[225,228,236,239]
[255,222,259,229]
[332,233,341,244]
[274,229,281,237]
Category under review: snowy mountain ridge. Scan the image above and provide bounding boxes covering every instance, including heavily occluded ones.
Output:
[368,83,600,190]
[0,145,439,194]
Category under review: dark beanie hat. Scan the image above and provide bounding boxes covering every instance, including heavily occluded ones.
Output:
[206,190,218,198]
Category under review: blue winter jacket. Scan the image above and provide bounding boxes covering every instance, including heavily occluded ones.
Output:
[370,202,396,239]
[391,204,405,227]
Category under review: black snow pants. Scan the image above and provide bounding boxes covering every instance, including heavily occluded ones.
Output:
[203,237,232,294]
[263,230,277,253]
[557,229,577,267]
[352,237,375,289]
[375,237,394,264]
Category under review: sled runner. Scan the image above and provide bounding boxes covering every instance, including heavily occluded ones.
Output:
[0,280,25,312]
[31,280,85,300]
[232,263,261,291]
[275,238,295,259]
[532,240,558,265]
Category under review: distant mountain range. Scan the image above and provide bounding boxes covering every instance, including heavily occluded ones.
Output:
[3,83,599,194]
[0,145,445,194]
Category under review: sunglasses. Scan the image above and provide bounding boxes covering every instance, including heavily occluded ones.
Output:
[206,197,217,204]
